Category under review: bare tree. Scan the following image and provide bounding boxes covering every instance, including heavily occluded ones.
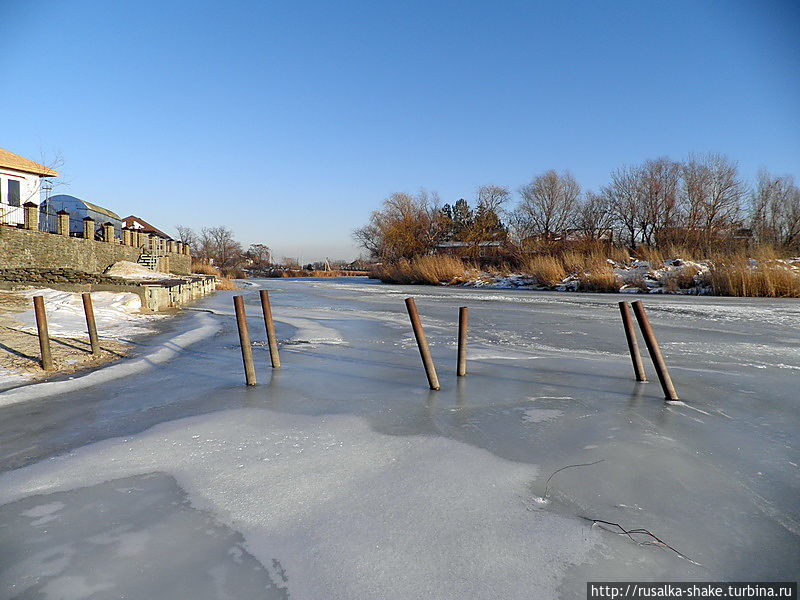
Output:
[515,170,580,239]
[751,170,800,248]
[638,158,681,246]
[604,166,640,247]
[576,191,614,240]
[280,257,301,269]
[197,226,243,273]
[605,159,680,247]
[175,225,198,248]
[680,153,743,245]
[246,243,272,267]
[476,184,511,213]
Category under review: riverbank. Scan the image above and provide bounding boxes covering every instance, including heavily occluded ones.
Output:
[0,288,168,388]
[371,253,800,297]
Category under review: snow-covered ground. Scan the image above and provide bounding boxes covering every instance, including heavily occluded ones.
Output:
[0,288,167,388]
[104,260,174,281]
[14,288,163,339]
[1,278,798,598]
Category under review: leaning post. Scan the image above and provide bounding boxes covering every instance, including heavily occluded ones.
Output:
[404,297,440,390]
[259,289,281,369]
[32,296,54,371]
[618,301,647,382]
[82,293,101,355]
[233,296,257,385]
[457,306,468,376]
[631,300,679,401]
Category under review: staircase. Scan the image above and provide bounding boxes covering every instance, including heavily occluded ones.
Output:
[137,252,160,271]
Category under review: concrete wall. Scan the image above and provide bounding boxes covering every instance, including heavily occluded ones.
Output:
[0,226,191,275]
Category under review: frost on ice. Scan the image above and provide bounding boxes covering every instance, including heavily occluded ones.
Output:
[0,408,597,600]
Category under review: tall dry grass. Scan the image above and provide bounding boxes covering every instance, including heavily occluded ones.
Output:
[708,260,800,297]
[577,261,620,292]
[521,255,567,287]
[372,256,470,285]
[191,261,237,290]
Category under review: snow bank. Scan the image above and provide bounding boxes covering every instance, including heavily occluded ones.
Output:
[0,408,597,600]
[104,261,174,280]
[0,312,220,407]
[15,288,162,339]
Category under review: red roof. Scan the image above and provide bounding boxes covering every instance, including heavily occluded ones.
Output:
[122,215,170,239]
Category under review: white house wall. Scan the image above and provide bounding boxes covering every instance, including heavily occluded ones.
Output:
[0,167,43,226]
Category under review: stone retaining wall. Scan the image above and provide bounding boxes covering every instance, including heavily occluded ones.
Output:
[0,227,191,275]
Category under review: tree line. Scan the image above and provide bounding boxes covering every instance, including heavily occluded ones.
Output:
[354,154,800,261]
[175,225,274,276]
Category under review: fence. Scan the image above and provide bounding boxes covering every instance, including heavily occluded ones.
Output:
[0,204,24,227]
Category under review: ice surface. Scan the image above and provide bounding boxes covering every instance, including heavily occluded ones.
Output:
[0,409,597,600]
[0,472,284,600]
[1,277,799,598]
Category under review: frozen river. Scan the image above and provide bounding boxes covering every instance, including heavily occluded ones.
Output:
[1,277,798,599]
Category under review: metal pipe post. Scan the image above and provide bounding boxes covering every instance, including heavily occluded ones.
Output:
[82,293,101,355]
[259,289,281,368]
[631,300,679,401]
[33,296,54,371]
[618,301,647,382]
[233,296,257,385]
[457,306,468,376]
[404,297,440,390]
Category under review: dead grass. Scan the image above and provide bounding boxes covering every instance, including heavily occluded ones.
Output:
[521,255,567,287]
[215,277,239,291]
[372,256,469,285]
[191,262,218,275]
[662,265,701,292]
[191,261,233,290]
[577,261,620,292]
[708,260,800,297]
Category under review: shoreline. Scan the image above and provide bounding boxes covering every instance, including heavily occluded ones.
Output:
[0,288,179,391]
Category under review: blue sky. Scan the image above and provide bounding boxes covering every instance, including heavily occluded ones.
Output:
[2,0,798,261]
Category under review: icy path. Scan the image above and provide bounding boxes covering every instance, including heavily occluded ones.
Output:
[1,278,799,598]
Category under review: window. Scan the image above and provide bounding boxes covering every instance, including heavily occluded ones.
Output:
[7,180,20,207]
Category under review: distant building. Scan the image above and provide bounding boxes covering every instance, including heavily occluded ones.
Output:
[434,240,504,258]
[0,148,58,227]
[122,215,171,240]
[41,195,123,237]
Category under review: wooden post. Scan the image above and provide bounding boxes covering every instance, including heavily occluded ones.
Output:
[631,300,679,401]
[33,296,54,371]
[618,301,647,382]
[259,289,281,368]
[457,306,468,376]
[233,296,257,385]
[404,297,440,390]
[82,293,101,355]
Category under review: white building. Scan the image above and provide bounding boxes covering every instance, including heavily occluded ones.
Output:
[0,148,58,227]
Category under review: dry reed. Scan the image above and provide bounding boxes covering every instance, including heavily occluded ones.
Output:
[372,256,468,285]
[521,255,567,287]
[709,260,800,297]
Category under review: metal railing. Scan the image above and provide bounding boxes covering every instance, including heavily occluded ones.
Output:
[0,204,24,226]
